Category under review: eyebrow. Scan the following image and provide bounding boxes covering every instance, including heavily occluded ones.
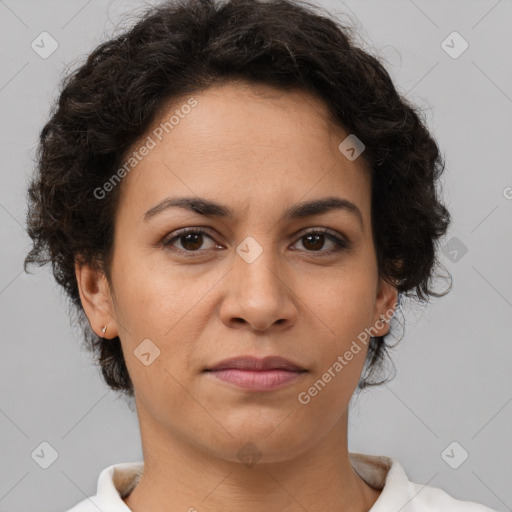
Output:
[144,196,364,231]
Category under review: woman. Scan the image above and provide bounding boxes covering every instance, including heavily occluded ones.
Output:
[24,0,497,510]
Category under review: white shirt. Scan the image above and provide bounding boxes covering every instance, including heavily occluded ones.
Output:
[65,452,497,511]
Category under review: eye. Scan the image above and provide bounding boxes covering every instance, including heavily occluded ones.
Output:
[163,228,219,254]
[163,227,350,256]
[291,229,349,255]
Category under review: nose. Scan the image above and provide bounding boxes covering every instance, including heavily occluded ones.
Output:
[219,243,298,333]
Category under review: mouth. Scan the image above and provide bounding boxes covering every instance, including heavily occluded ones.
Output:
[203,355,307,392]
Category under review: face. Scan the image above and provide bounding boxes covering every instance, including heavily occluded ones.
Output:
[78,80,397,464]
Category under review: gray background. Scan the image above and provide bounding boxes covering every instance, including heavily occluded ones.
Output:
[0,0,511,511]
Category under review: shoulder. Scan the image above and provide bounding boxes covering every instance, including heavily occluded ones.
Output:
[405,480,497,511]
[62,461,143,512]
[63,497,103,512]
[349,452,497,512]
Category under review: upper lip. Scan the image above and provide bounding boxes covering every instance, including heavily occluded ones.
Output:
[206,356,306,372]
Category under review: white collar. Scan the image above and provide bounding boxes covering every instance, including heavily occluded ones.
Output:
[70,452,494,511]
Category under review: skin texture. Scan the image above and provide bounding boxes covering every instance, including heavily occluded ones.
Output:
[75,81,398,512]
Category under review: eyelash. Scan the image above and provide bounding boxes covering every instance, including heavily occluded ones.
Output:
[163,227,349,257]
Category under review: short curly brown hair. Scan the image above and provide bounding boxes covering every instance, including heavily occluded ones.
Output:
[24,0,451,399]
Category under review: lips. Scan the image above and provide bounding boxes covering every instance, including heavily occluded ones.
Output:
[205,355,306,372]
[204,356,307,392]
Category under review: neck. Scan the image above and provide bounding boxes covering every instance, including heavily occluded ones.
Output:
[124,403,380,512]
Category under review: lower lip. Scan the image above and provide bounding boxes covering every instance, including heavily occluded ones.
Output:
[206,369,306,391]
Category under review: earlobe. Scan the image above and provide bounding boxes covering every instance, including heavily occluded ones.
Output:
[372,277,399,336]
[74,257,117,339]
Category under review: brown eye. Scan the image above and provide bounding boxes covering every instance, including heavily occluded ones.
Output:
[179,232,205,251]
[292,229,349,255]
[164,228,218,252]
[163,227,349,257]
[302,233,326,251]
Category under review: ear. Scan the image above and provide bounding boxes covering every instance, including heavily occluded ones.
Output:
[74,256,118,339]
[370,275,399,337]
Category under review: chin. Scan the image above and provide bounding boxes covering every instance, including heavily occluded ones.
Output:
[203,422,316,466]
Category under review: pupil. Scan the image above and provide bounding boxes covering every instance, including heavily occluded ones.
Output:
[183,233,202,250]
[304,234,323,251]
[179,233,326,252]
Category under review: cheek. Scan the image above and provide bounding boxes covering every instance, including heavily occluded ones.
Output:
[110,249,212,375]
[309,272,376,335]
[110,245,181,329]
[305,275,375,386]
[299,314,370,422]
[293,342,367,441]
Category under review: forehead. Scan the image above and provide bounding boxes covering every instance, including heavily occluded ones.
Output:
[116,80,372,224]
